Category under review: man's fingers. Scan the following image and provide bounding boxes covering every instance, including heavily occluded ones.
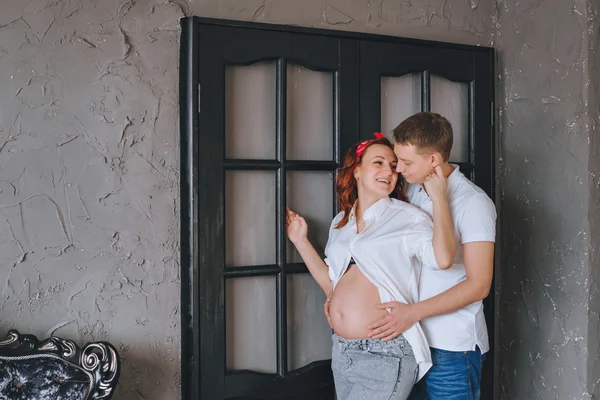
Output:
[368,319,390,333]
[367,317,388,330]
[372,328,395,340]
[381,331,399,342]
[377,302,397,309]
[434,165,443,177]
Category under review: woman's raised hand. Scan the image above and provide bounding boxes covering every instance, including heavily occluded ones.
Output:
[286,207,308,244]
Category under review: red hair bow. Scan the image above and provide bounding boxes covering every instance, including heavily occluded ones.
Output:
[356,132,386,158]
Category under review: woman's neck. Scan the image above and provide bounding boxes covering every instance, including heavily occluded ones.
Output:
[355,193,386,223]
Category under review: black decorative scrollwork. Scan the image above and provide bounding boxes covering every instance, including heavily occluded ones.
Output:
[81,342,120,399]
[0,329,121,400]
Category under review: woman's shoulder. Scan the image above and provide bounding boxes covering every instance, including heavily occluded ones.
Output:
[329,210,346,229]
[388,198,431,221]
[332,210,345,222]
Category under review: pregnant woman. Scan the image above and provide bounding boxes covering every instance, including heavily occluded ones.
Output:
[285,134,455,399]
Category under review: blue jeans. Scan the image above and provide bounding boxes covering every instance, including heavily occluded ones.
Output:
[332,333,418,400]
[407,347,485,400]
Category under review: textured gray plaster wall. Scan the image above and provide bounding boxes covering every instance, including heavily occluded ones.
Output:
[0,1,184,399]
[586,0,600,398]
[496,0,600,398]
[0,1,495,399]
[185,0,496,45]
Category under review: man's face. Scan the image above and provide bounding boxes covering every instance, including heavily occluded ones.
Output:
[393,143,435,184]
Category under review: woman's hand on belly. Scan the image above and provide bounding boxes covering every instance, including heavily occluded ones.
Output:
[324,291,333,329]
[328,266,389,339]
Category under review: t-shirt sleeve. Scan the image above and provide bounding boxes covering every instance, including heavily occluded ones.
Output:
[459,194,497,244]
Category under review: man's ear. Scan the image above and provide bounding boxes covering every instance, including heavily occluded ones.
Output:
[431,152,443,168]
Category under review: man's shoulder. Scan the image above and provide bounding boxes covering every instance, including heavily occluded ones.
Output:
[450,177,497,235]
[450,174,493,206]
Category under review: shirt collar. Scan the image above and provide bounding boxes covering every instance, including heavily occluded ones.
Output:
[446,164,462,198]
[349,197,392,222]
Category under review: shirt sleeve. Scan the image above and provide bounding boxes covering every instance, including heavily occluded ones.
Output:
[323,213,343,282]
[404,215,438,269]
[459,194,497,244]
[324,244,337,283]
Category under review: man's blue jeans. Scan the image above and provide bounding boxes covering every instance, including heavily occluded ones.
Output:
[408,347,485,400]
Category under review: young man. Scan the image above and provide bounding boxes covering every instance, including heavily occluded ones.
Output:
[367,112,496,399]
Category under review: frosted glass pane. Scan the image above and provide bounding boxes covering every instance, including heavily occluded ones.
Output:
[226,62,277,159]
[431,75,469,162]
[226,171,276,266]
[381,74,421,139]
[286,171,334,263]
[287,64,334,160]
[287,273,332,370]
[226,277,276,373]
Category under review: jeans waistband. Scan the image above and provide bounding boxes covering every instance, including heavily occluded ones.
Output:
[332,333,411,352]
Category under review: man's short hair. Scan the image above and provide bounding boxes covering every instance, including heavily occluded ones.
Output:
[392,112,453,161]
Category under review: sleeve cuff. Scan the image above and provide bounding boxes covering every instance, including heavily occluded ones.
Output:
[461,232,496,244]
[421,244,439,269]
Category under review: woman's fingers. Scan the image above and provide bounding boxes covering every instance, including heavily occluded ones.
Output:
[286,207,299,226]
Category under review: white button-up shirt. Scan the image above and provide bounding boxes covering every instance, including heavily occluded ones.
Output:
[407,165,497,353]
[324,197,438,381]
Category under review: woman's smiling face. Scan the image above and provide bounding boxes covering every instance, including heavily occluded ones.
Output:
[354,144,399,199]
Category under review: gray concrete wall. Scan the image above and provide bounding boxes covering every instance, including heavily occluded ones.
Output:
[0,2,184,399]
[586,0,600,398]
[496,0,600,399]
[0,1,495,399]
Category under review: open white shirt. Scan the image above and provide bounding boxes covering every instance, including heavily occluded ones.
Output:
[324,197,438,381]
[407,165,497,353]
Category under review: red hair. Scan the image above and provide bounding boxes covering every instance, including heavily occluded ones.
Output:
[335,137,406,229]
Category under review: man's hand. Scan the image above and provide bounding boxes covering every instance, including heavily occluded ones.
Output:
[367,302,419,341]
[423,165,448,203]
[324,291,333,329]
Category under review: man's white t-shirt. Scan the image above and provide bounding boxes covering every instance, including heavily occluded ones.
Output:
[407,165,497,353]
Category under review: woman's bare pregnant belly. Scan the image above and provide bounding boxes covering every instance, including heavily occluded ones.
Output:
[329,265,388,339]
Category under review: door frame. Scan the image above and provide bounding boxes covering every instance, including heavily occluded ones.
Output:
[180,16,496,400]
